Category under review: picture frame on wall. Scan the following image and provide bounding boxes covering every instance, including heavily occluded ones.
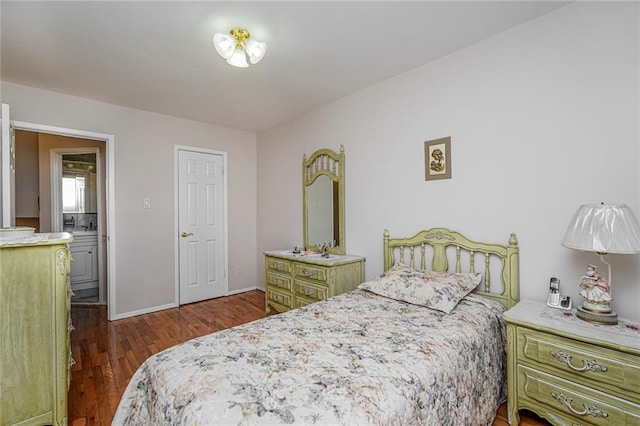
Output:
[424,137,451,181]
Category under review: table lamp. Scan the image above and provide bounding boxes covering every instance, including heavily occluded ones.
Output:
[561,203,640,325]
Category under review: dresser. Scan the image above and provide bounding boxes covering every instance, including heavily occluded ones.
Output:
[503,301,640,426]
[0,233,73,426]
[264,251,365,313]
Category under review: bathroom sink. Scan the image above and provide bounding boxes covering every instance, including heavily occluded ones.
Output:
[71,230,98,236]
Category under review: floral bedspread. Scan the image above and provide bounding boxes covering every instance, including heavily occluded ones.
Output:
[113,290,507,425]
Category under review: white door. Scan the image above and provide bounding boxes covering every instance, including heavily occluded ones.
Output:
[1,103,15,227]
[178,149,226,304]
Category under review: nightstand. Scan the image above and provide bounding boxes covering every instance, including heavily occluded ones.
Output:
[502,301,640,425]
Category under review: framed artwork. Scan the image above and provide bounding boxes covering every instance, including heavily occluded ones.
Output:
[424,137,451,181]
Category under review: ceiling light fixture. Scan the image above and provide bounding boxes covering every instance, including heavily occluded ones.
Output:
[213,27,267,68]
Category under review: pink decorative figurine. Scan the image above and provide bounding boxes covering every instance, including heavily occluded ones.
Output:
[579,264,612,312]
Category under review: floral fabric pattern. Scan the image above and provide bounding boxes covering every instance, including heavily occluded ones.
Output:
[114,290,506,426]
[358,263,482,314]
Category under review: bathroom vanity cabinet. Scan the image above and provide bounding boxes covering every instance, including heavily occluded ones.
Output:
[69,232,99,294]
[0,233,73,426]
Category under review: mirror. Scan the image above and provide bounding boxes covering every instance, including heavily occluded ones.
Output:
[62,153,97,213]
[303,145,345,254]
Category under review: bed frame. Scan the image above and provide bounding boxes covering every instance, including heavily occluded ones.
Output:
[383,227,520,309]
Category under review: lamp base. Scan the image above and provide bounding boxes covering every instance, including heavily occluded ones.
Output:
[576,306,618,325]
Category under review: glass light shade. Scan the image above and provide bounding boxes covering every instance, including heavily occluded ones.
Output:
[244,39,267,64]
[213,33,236,59]
[226,49,249,68]
[562,204,640,254]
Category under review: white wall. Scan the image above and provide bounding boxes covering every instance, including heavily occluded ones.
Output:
[2,82,258,318]
[258,2,640,320]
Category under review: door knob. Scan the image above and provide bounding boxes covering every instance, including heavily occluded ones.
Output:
[181,232,194,238]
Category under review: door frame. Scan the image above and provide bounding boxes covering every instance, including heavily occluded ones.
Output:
[51,147,105,304]
[1,104,15,227]
[8,119,117,319]
[173,145,228,305]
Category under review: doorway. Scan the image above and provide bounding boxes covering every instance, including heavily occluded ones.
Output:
[51,147,104,304]
[1,104,118,319]
[15,133,106,304]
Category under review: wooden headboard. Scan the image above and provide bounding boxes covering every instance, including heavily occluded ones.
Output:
[383,228,520,309]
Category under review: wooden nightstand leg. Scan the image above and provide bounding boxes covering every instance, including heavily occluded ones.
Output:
[505,323,520,425]
[507,405,520,426]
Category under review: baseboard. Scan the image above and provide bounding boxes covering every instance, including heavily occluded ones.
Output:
[110,302,178,321]
[227,286,264,295]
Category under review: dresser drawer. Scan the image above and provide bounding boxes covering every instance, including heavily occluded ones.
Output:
[518,364,640,426]
[265,288,292,309]
[266,257,292,274]
[266,272,292,291]
[518,328,640,397]
[294,263,328,282]
[294,279,328,302]
[293,296,316,309]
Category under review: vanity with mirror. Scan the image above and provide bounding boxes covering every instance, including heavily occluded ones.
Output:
[264,145,365,314]
[62,153,99,302]
[62,153,98,232]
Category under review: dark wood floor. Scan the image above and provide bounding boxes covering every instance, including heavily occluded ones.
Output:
[69,290,548,425]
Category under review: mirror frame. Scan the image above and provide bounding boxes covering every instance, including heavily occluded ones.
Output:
[303,145,345,254]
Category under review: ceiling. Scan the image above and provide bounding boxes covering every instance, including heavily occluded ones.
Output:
[1,1,569,133]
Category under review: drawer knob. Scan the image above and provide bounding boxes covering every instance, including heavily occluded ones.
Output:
[550,351,608,373]
[301,268,317,277]
[551,392,609,419]
[303,288,313,296]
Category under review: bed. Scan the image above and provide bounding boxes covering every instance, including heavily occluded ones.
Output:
[114,227,519,425]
